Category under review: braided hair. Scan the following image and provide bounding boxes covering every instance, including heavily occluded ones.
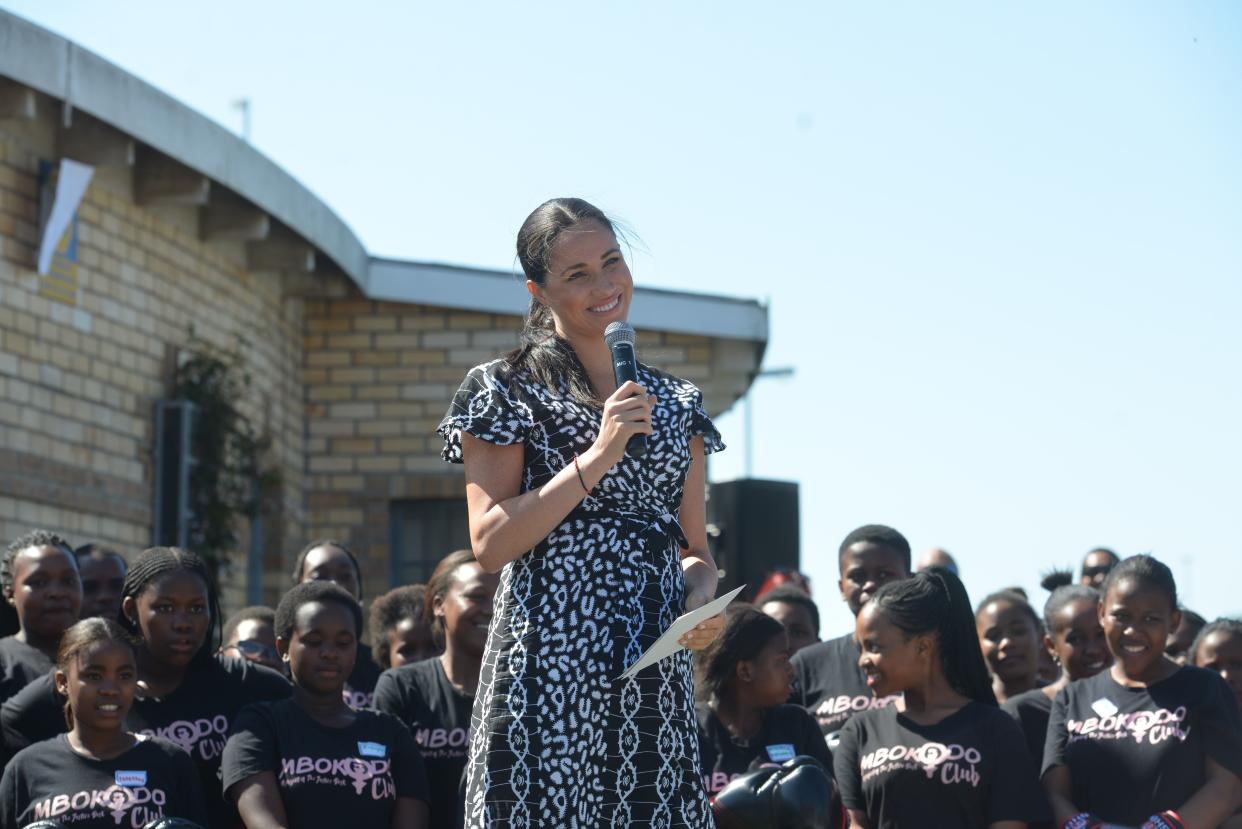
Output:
[2,529,76,594]
[55,617,138,729]
[2,529,77,636]
[1101,554,1178,611]
[696,604,786,701]
[868,567,998,706]
[120,547,221,665]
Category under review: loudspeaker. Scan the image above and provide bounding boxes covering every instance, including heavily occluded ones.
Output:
[707,478,800,603]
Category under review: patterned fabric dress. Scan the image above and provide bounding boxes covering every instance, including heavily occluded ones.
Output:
[438,356,723,829]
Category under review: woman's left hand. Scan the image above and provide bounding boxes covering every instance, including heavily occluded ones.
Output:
[679,561,724,651]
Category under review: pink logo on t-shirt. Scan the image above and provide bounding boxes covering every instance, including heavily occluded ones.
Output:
[813,693,900,728]
[144,715,229,761]
[1066,705,1189,746]
[33,785,169,827]
[860,742,983,788]
[279,756,396,800]
[414,726,471,759]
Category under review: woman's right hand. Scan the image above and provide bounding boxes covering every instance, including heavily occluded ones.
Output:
[593,381,655,467]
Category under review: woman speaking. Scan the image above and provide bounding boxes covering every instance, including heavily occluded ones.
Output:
[438,198,725,828]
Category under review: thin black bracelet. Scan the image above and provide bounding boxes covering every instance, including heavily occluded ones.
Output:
[573,454,591,495]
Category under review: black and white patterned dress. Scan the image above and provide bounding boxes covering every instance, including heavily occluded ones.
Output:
[438,356,724,829]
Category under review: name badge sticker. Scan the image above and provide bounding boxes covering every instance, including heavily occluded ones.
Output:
[358,741,387,758]
[1091,698,1119,718]
[115,770,148,788]
[765,743,796,763]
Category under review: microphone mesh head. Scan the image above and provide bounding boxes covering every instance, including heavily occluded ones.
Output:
[604,321,636,348]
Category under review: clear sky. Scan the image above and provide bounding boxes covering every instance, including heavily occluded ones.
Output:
[7,1,1239,637]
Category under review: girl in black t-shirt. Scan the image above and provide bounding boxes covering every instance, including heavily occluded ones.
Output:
[224,581,429,829]
[0,617,206,828]
[834,567,1050,829]
[1,530,82,703]
[369,585,439,672]
[975,589,1044,705]
[1191,618,1242,717]
[1043,555,1242,829]
[1002,573,1110,763]
[373,549,498,829]
[292,539,382,709]
[695,605,832,798]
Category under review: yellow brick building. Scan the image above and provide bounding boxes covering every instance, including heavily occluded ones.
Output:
[0,10,768,609]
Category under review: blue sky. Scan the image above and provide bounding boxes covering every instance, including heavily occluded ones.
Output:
[7,1,1239,636]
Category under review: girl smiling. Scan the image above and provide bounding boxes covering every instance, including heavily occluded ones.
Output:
[1043,555,1242,829]
[0,618,206,828]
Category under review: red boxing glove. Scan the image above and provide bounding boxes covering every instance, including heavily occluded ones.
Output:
[1141,812,1186,829]
[1061,814,1105,829]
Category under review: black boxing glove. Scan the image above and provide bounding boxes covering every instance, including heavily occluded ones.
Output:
[712,754,844,829]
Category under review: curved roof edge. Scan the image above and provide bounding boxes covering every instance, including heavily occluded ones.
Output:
[0,9,370,285]
[368,258,768,342]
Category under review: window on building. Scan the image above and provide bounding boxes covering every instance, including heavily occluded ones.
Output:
[389,498,472,586]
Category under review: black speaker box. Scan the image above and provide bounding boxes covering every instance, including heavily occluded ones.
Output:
[707,478,800,603]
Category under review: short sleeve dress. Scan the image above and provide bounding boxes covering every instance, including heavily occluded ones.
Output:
[439,356,723,829]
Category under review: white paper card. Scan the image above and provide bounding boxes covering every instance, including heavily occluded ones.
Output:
[617,585,746,680]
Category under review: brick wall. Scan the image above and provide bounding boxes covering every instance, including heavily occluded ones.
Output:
[302,297,721,597]
[0,115,315,610]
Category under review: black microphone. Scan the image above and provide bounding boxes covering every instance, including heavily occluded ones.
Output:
[604,321,647,458]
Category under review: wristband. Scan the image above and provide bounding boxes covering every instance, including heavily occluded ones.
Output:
[572,454,591,495]
[1061,814,1104,829]
[1141,812,1185,829]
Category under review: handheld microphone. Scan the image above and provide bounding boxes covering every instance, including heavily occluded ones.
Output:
[604,321,647,458]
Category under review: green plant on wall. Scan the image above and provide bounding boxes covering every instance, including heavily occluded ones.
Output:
[173,332,279,578]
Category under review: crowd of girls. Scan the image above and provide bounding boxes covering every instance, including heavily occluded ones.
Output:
[2,520,1240,829]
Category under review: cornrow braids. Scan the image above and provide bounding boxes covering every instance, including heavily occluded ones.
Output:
[369,585,427,671]
[1191,618,1242,666]
[870,567,998,706]
[695,604,785,701]
[55,617,138,730]
[291,539,364,601]
[121,547,221,664]
[3,529,76,592]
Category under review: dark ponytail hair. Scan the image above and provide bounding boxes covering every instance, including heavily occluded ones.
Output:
[423,549,478,639]
[121,547,221,665]
[868,567,998,706]
[696,604,786,700]
[507,197,624,406]
[1101,554,1178,611]
[55,617,138,729]
[1040,568,1100,635]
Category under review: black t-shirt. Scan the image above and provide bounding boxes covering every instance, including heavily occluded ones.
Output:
[2,672,68,761]
[0,733,207,829]
[790,633,901,747]
[126,655,290,828]
[344,642,382,710]
[695,703,834,795]
[0,637,53,704]
[835,702,1051,828]
[1002,688,1055,763]
[1043,665,1242,825]
[373,657,473,828]
[222,698,428,828]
